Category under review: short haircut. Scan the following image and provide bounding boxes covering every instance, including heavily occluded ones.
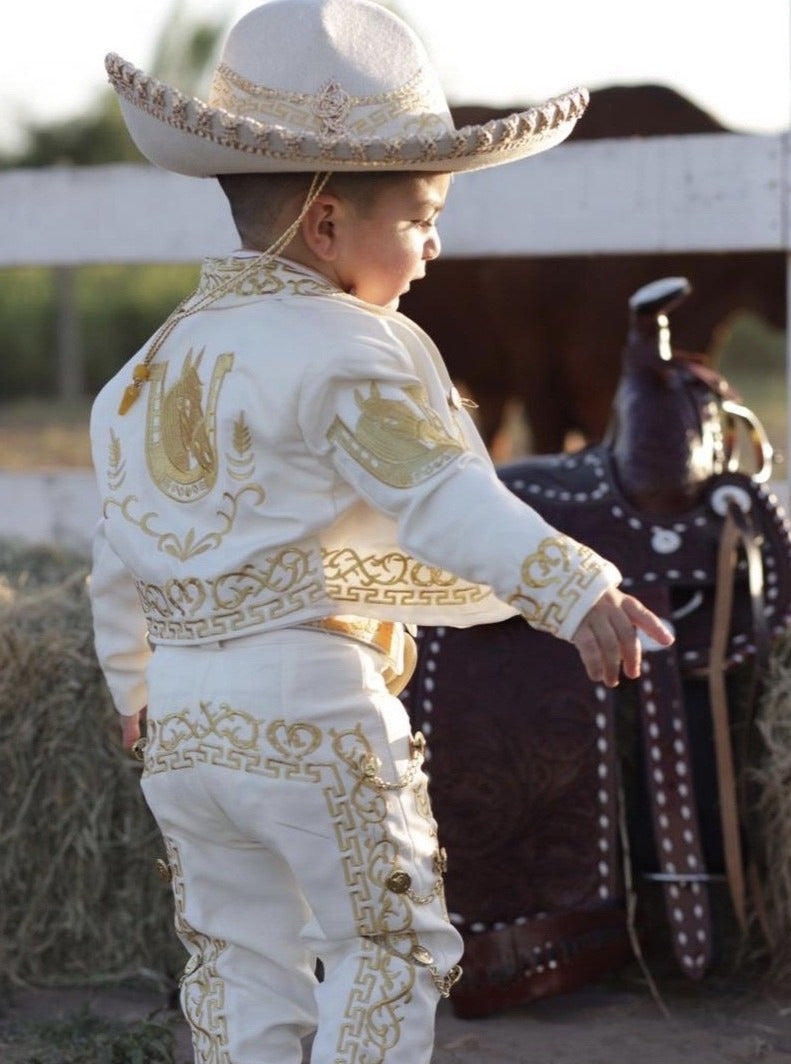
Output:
[216,171,417,250]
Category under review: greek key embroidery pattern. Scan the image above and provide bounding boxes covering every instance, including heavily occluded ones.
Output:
[507,537,606,635]
[321,546,490,608]
[144,711,459,1047]
[210,63,437,139]
[163,836,231,1064]
[135,546,326,641]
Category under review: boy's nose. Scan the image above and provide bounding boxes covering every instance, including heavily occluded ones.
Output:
[425,232,441,260]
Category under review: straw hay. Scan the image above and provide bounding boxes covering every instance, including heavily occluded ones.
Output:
[749,627,791,982]
[0,539,182,988]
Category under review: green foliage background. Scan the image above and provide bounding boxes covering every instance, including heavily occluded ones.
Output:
[0,265,199,398]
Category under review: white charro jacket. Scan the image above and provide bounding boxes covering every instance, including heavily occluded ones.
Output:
[90,255,621,716]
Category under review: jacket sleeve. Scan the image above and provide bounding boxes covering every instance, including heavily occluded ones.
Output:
[298,345,621,643]
[89,520,151,717]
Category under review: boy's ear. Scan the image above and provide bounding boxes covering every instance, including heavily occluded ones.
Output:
[301,193,343,262]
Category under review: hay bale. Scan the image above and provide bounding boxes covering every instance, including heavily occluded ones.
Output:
[751,627,791,982]
[0,539,182,988]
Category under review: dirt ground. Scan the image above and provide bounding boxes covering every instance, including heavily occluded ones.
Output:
[2,963,791,1064]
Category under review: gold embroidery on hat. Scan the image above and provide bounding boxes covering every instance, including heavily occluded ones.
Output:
[507,537,606,635]
[313,80,352,135]
[107,54,588,167]
[210,63,436,139]
[145,349,233,502]
[328,382,464,488]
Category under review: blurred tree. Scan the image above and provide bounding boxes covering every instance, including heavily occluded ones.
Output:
[0,1,229,403]
[1,1,228,170]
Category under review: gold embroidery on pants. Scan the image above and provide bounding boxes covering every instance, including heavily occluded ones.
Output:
[328,381,464,488]
[336,937,415,1063]
[164,837,231,1063]
[325,725,458,1059]
[507,537,606,635]
[143,704,325,780]
[147,716,457,1054]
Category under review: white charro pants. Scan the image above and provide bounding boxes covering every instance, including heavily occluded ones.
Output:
[140,629,463,1064]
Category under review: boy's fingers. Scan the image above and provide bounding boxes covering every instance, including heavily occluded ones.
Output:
[120,713,141,751]
[622,596,674,644]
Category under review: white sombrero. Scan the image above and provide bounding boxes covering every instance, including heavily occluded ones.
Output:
[106,0,589,177]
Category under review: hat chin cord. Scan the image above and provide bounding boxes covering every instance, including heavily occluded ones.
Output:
[118,171,332,415]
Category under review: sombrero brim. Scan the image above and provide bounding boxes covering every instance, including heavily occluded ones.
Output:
[106,54,589,177]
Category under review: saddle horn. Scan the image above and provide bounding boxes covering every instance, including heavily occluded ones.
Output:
[628,276,692,359]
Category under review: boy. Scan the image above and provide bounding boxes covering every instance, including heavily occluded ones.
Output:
[91,2,673,1061]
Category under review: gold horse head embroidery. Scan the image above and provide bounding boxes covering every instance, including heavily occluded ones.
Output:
[146,349,234,501]
[162,349,214,474]
[353,382,463,465]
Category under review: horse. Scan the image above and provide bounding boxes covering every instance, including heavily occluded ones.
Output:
[402,277,791,1017]
[399,86,786,453]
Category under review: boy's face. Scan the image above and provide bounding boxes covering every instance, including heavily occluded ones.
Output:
[335,173,450,310]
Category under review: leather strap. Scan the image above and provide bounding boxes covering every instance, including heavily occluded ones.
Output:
[634,584,713,978]
[708,500,769,936]
[449,909,632,1018]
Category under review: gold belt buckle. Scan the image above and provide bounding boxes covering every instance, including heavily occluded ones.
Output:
[316,616,417,696]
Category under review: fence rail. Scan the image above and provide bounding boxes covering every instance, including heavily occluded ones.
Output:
[1,131,790,536]
[1,132,789,265]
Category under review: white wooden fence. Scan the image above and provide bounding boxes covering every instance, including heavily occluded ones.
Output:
[0,131,789,549]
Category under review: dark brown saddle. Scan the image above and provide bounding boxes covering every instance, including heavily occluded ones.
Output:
[403,278,791,1018]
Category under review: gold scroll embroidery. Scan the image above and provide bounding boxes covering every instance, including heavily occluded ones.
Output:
[135,546,325,641]
[209,63,444,140]
[145,711,459,1045]
[104,484,266,562]
[507,537,605,635]
[197,255,337,300]
[164,837,231,1063]
[146,349,234,502]
[328,382,464,489]
[322,546,489,608]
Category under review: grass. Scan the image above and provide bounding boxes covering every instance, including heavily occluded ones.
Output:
[0,398,93,469]
[0,1004,179,1064]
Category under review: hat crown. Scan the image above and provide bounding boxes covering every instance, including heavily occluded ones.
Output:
[208,0,452,140]
[106,0,589,176]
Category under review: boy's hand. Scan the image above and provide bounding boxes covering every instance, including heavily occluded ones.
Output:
[120,707,147,752]
[571,587,674,687]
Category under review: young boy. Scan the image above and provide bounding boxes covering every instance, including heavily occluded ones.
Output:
[90,2,672,1061]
